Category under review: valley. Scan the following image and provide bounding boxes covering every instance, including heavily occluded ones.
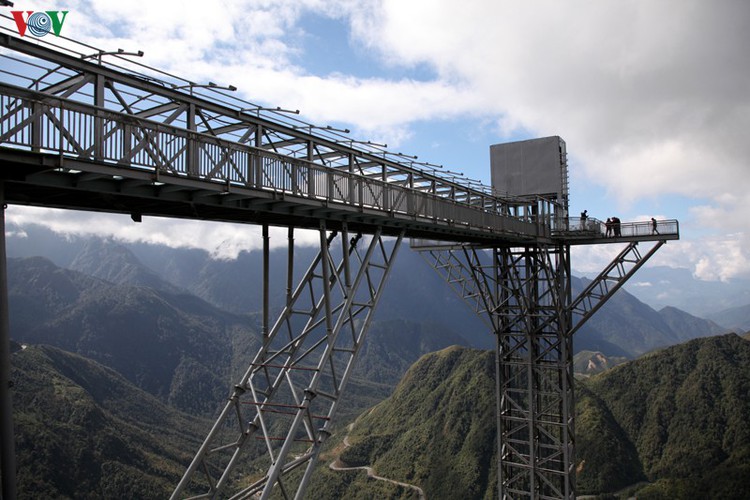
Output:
[5,227,749,498]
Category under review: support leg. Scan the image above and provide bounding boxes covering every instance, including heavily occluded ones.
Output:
[172,225,403,500]
[0,187,18,500]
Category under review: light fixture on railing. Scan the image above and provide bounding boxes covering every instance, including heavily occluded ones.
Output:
[294,124,351,134]
[208,81,237,91]
[413,160,444,170]
[173,82,237,95]
[241,106,300,115]
[81,48,144,64]
[387,151,418,161]
[338,139,388,149]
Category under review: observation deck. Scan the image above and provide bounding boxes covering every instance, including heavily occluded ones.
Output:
[552,216,679,245]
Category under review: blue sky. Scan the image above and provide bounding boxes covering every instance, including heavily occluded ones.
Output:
[3,0,750,283]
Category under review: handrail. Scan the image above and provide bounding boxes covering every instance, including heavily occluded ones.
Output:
[0,31,528,213]
[552,216,679,239]
[0,83,540,239]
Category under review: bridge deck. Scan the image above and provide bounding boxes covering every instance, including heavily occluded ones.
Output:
[0,33,553,246]
[0,33,679,247]
[0,146,535,244]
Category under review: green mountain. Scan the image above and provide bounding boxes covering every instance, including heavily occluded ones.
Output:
[69,238,180,293]
[12,226,729,361]
[5,228,742,498]
[7,254,474,417]
[585,333,750,498]
[8,256,261,415]
[574,277,727,358]
[10,344,208,499]
[319,334,750,499]
[311,346,497,500]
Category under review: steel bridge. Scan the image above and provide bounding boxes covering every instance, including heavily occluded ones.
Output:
[0,26,678,500]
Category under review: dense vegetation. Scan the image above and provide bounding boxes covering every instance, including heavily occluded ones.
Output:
[10,344,208,499]
[314,334,750,499]
[8,256,260,416]
[10,330,750,498]
[585,333,750,498]
[317,347,498,499]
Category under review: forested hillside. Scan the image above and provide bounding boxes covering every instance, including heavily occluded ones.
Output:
[8,227,727,360]
[8,256,260,415]
[317,334,750,499]
[10,344,208,498]
[584,333,750,498]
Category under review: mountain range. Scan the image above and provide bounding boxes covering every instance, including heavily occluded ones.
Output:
[7,224,733,360]
[5,224,749,498]
[617,264,750,319]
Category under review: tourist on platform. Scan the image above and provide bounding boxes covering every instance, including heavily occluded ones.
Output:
[612,216,621,237]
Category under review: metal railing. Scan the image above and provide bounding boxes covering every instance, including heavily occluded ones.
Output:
[0,84,537,239]
[553,216,679,239]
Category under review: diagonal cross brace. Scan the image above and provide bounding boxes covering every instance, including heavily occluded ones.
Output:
[567,240,664,337]
[416,246,494,328]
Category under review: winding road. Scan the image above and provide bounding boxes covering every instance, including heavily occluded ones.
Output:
[329,423,426,500]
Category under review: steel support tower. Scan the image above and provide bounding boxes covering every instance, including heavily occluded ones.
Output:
[0,27,679,499]
[417,237,667,499]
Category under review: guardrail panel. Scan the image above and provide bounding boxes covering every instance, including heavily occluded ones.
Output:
[0,85,546,240]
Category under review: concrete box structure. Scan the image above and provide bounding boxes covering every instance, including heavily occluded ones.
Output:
[490,136,568,206]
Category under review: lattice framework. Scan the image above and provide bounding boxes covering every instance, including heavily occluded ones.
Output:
[172,224,403,499]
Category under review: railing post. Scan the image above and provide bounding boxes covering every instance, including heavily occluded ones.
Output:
[252,124,263,188]
[31,101,42,153]
[93,74,105,161]
[186,103,198,177]
[348,153,355,206]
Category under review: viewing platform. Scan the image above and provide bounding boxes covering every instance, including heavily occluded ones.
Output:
[552,216,680,245]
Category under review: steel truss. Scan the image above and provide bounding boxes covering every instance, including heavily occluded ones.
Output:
[172,223,403,500]
[417,240,666,499]
[0,33,532,219]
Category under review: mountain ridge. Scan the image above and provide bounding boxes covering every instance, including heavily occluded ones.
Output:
[320,333,750,498]
[11,344,208,498]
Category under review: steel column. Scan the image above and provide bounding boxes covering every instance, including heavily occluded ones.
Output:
[491,245,573,499]
[262,224,270,338]
[0,185,18,500]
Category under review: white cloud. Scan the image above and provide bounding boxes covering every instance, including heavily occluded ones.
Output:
[573,232,750,283]
[357,1,750,200]
[22,1,748,203]
[6,206,319,259]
